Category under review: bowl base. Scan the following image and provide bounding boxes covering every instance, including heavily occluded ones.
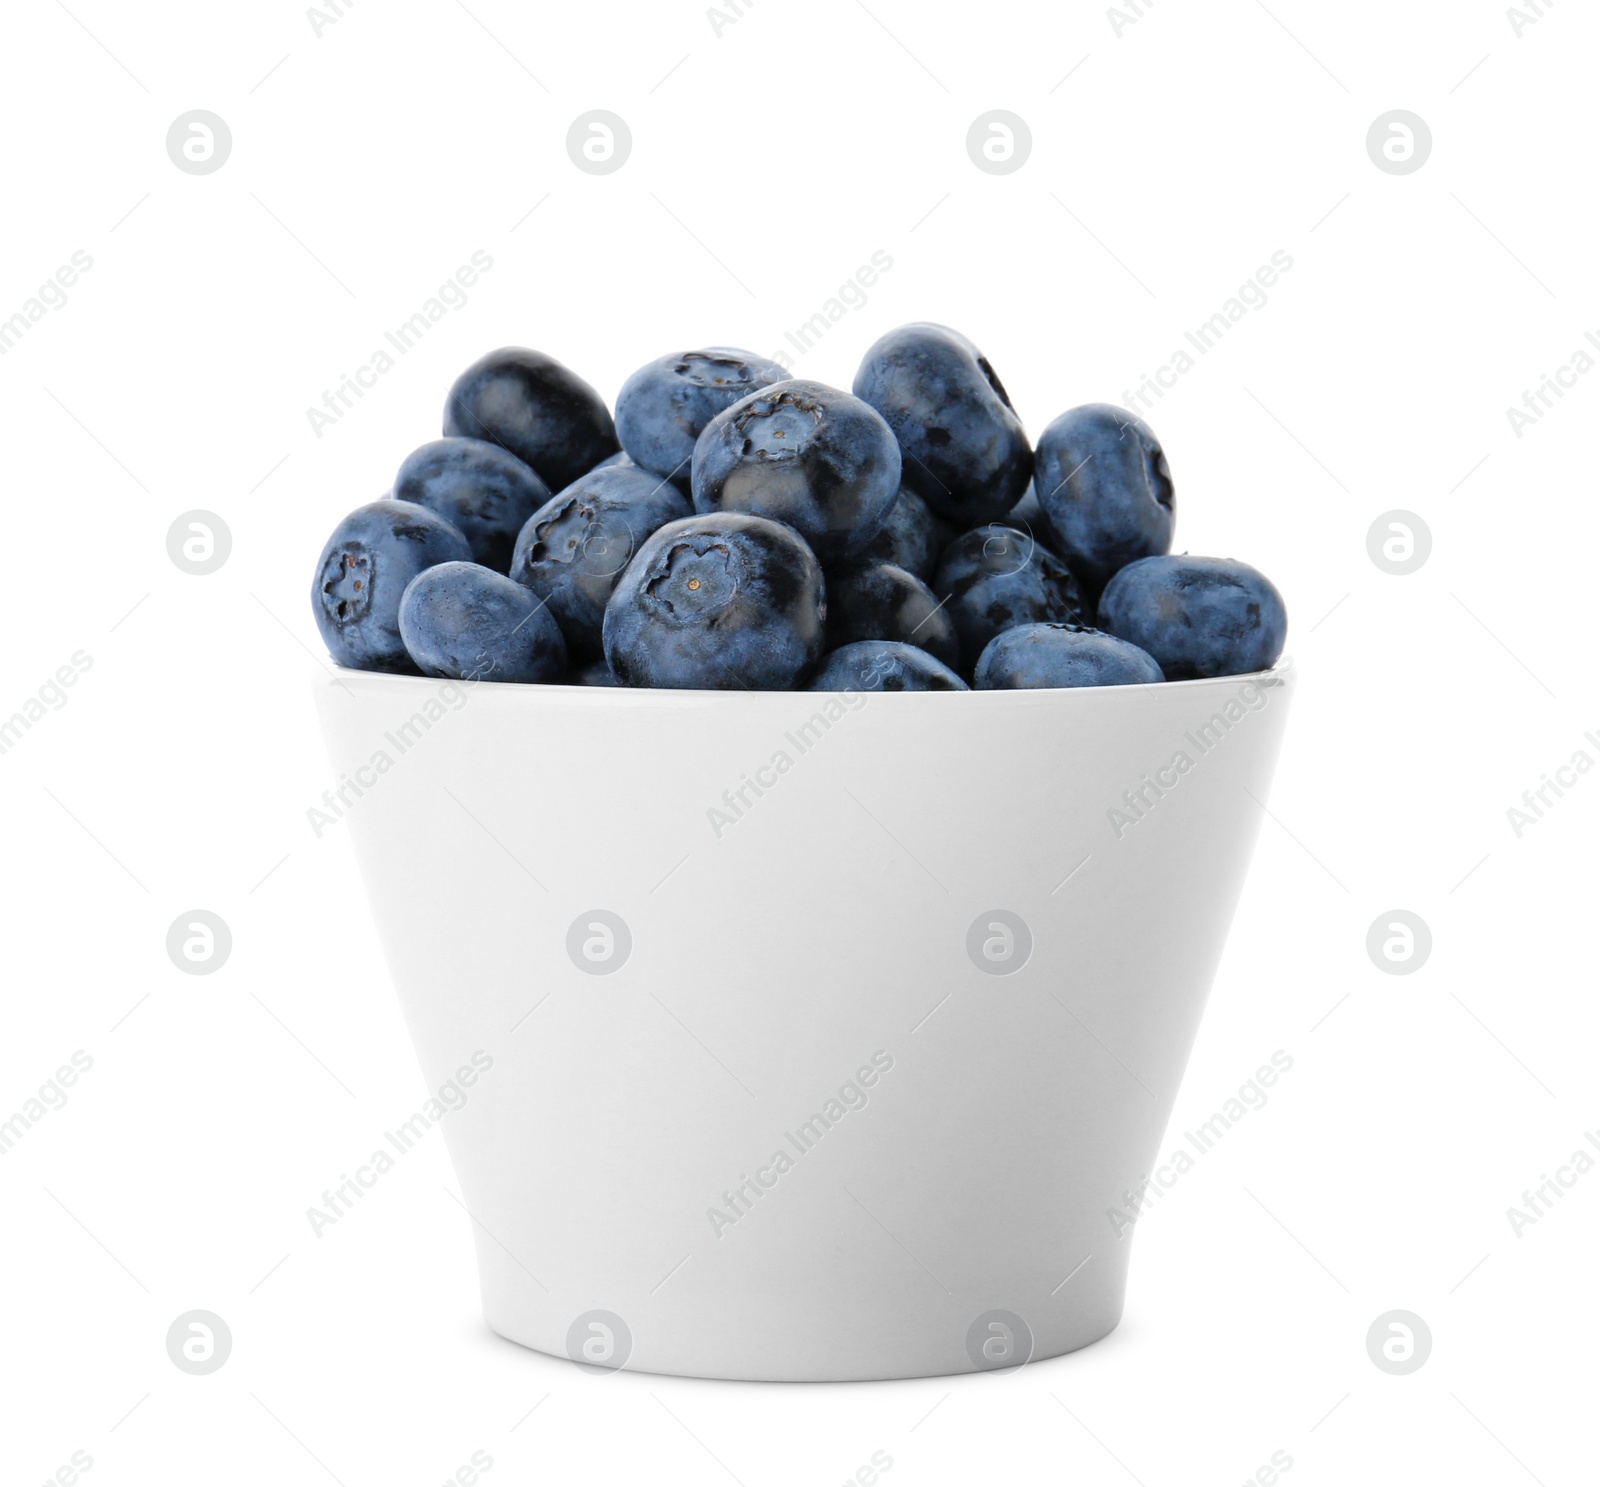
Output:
[481,1305,1124,1384]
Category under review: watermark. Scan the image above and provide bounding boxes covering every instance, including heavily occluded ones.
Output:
[37,1452,93,1485]
[305,251,495,437]
[438,1451,494,1483]
[166,911,232,976]
[1366,111,1431,175]
[1108,1051,1293,1237]
[306,1052,493,1236]
[566,911,631,975]
[0,1050,93,1157]
[766,250,894,376]
[566,1311,631,1373]
[1506,730,1600,837]
[1366,510,1430,575]
[167,510,232,575]
[1365,911,1431,975]
[706,687,870,839]
[166,1310,232,1374]
[1107,0,1157,38]
[0,250,93,357]
[1106,677,1272,839]
[308,0,358,38]
[567,112,630,175]
[307,677,474,838]
[838,1451,894,1484]
[1509,0,1558,38]
[1366,1310,1431,1374]
[0,649,93,758]
[966,911,1032,976]
[966,112,1031,175]
[708,0,758,37]
[1240,1451,1294,1485]
[166,111,231,175]
[1505,333,1600,437]
[1505,1129,1600,1236]
[707,1051,895,1236]
[966,1310,1033,1371]
[1120,252,1294,415]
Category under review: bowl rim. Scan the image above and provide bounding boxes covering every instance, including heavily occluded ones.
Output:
[317,656,1296,703]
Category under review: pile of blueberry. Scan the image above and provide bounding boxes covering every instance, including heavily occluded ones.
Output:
[311,325,1287,692]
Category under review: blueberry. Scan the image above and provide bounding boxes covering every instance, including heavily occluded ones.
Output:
[691,379,901,566]
[1034,404,1174,594]
[511,464,691,659]
[974,622,1163,690]
[1005,477,1046,535]
[443,347,619,492]
[934,524,1086,672]
[852,484,956,582]
[808,640,968,692]
[996,477,1078,565]
[1098,555,1286,679]
[616,347,788,486]
[593,450,635,470]
[574,658,624,687]
[825,562,960,671]
[311,500,472,673]
[852,323,1032,528]
[392,437,550,573]
[603,513,825,690]
[398,562,566,683]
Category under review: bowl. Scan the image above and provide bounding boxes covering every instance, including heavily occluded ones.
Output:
[313,659,1295,1381]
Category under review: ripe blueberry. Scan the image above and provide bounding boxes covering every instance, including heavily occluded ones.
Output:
[603,513,825,690]
[1005,477,1047,538]
[392,437,550,573]
[825,562,960,671]
[398,562,566,683]
[574,658,624,687]
[691,379,901,566]
[974,622,1163,689]
[1099,555,1286,679]
[809,641,968,692]
[853,484,956,582]
[934,524,1086,672]
[511,464,691,659]
[853,323,1032,528]
[1034,404,1174,595]
[312,500,471,673]
[443,346,618,491]
[616,347,788,486]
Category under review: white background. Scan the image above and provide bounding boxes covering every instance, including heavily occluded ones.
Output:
[2,0,1596,1482]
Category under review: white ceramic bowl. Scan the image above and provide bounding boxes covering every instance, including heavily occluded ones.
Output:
[314,660,1294,1381]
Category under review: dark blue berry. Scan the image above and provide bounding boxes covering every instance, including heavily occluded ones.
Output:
[852,323,1032,528]
[616,347,788,486]
[1005,477,1046,536]
[825,562,960,671]
[443,347,618,492]
[974,622,1163,689]
[511,464,690,659]
[312,500,472,673]
[398,562,566,683]
[691,379,901,566]
[808,640,968,692]
[603,513,825,690]
[852,484,956,582]
[934,524,1085,672]
[574,658,624,687]
[1098,556,1286,679]
[392,437,549,573]
[1035,404,1174,594]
